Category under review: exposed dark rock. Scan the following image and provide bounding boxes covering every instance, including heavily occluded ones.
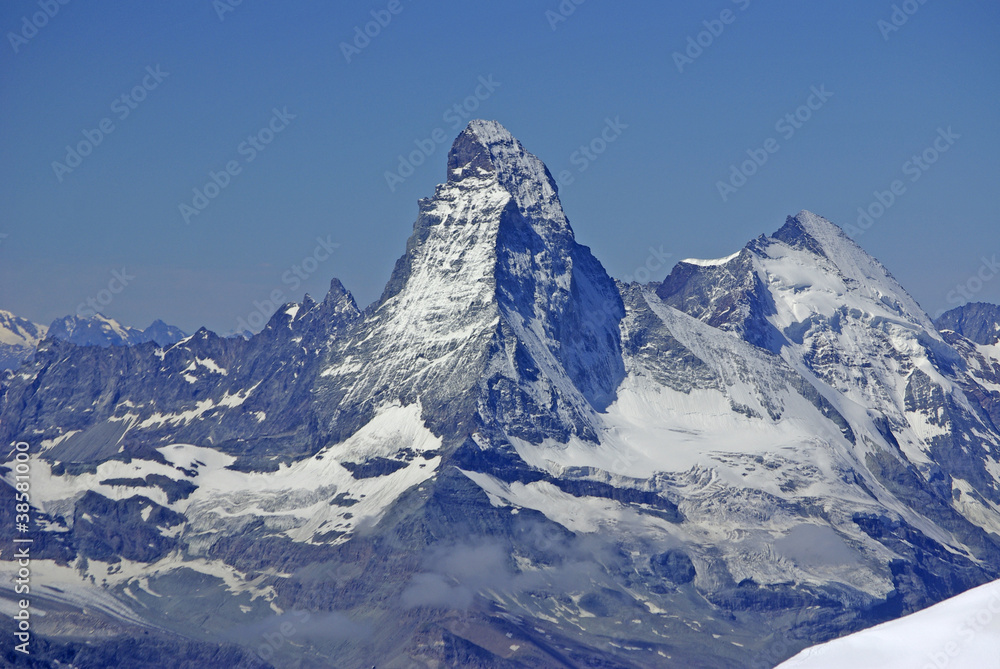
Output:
[936,302,1000,344]
[650,549,696,584]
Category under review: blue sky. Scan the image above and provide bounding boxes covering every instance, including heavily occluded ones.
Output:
[1,0,998,333]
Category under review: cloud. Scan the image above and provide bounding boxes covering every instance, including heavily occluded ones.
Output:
[219,608,371,651]
[401,540,527,610]
[399,525,622,611]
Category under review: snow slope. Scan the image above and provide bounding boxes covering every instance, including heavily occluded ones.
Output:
[777,578,1000,669]
[0,309,47,369]
[3,122,1000,668]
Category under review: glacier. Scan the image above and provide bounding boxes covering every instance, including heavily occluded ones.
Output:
[2,120,1000,668]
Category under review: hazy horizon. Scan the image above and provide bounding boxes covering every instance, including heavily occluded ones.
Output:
[2,0,998,333]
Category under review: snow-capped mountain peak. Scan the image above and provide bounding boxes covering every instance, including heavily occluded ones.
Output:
[0,308,47,347]
[0,310,188,370]
[3,123,1000,668]
[46,313,187,348]
[0,309,48,370]
[769,210,933,329]
[47,312,140,347]
[323,120,624,444]
[446,119,567,227]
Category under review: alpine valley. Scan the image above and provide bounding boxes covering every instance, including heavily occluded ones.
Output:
[2,121,999,668]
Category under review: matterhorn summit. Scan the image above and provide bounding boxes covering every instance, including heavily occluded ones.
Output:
[2,121,999,668]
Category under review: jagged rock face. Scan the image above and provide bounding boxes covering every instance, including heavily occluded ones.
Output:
[654,212,1000,608]
[2,124,1000,668]
[0,280,360,469]
[659,213,1000,502]
[656,249,785,353]
[936,301,1000,345]
[937,328,1000,464]
[318,120,624,444]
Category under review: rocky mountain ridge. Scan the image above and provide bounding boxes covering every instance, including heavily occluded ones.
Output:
[0,311,186,371]
[2,120,999,668]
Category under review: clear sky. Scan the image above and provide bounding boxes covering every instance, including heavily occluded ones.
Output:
[1,0,998,334]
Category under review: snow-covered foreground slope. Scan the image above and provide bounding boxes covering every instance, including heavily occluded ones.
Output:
[2,121,1000,668]
[777,578,1000,669]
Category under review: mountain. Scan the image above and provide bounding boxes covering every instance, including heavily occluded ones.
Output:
[0,309,47,370]
[776,577,1000,668]
[658,212,1000,570]
[46,314,187,348]
[936,302,1000,345]
[139,319,188,347]
[0,311,187,371]
[2,121,1000,668]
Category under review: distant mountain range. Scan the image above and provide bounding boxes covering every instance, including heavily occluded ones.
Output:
[2,120,999,668]
[0,311,186,370]
[0,310,47,371]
